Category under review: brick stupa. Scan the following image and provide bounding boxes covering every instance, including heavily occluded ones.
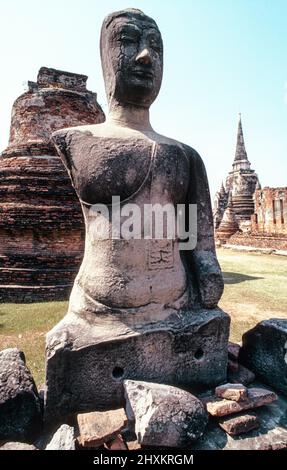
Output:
[216,193,239,243]
[0,67,105,301]
[213,115,259,235]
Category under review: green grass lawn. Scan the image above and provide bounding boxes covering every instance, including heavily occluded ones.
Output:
[0,302,67,385]
[218,248,287,342]
[0,248,286,385]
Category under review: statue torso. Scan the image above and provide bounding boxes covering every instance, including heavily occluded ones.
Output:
[56,125,193,315]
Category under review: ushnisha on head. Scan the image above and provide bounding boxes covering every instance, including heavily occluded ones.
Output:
[100,8,163,109]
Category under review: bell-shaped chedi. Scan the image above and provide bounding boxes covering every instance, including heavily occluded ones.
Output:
[214,115,259,232]
[213,181,228,229]
[216,193,240,243]
[0,67,105,302]
[225,115,259,224]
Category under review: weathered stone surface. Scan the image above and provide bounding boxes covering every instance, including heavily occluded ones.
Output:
[38,384,45,411]
[215,383,248,402]
[104,434,128,450]
[218,412,259,436]
[124,380,208,448]
[228,342,241,361]
[228,363,255,385]
[240,319,287,396]
[0,348,42,441]
[0,66,105,302]
[0,442,37,450]
[120,426,137,443]
[45,424,75,450]
[191,391,287,450]
[45,308,229,422]
[205,387,277,417]
[227,358,238,373]
[45,8,229,421]
[77,409,127,448]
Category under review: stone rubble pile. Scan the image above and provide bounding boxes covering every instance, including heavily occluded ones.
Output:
[205,386,277,418]
[0,327,287,451]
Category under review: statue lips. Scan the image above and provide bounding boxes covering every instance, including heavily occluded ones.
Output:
[130,67,154,80]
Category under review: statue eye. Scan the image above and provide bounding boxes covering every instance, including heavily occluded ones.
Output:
[120,33,139,44]
[148,36,161,52]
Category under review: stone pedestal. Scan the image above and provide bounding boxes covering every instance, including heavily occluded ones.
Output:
[45,308,230,423]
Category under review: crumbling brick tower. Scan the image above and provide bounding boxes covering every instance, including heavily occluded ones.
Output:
[0,67,105,301]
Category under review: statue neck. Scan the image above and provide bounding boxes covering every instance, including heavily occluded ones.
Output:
[107,100,153,132]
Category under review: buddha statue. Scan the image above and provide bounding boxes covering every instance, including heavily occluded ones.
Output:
[45,8,229,422]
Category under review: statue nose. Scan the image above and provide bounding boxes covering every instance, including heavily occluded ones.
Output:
[135,48,152,65]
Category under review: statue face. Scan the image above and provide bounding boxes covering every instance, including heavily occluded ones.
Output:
[102,15,163,108]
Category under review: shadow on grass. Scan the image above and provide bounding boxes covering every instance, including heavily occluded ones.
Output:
[0,310,7,329]
[0,310,5,329]
[223,271,264,284]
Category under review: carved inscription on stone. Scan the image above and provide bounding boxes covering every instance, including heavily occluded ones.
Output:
[147,240,174,270]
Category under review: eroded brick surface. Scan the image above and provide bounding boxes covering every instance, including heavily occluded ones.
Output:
[0,67,105,301]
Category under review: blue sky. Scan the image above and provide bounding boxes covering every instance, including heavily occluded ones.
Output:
[0,0,286,198]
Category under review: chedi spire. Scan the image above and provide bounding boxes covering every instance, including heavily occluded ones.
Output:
[232,114,251,171]
[213,114,259,232]
[219,181,226,197]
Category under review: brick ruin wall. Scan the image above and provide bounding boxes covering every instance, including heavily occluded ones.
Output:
[227,188,287,250]
[251,187,287,236]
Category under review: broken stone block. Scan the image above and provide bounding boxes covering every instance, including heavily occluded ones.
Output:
[77,409,127,448]
[228,363,255,385]
[215,383,248,402]
[0,442,38,450]
[45,424,75,450]
[190,393,287,450]
[218,413,259,436]
[126,440,141,450]
[124,380,208,448]
[0,348,42,441]
[228,342,241,361]
[205,387,277,417]
[240,319,287,396]
[104,434,128,450]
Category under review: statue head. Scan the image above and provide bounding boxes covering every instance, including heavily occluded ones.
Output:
[100,8,163,109]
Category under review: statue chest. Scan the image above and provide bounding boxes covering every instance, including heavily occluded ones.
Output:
[68,136,190,206]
